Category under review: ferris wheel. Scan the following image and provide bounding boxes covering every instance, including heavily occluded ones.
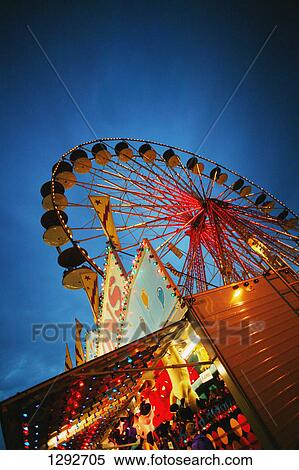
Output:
[40,138,299,295]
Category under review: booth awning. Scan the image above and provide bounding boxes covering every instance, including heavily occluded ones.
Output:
[0,319,188,449]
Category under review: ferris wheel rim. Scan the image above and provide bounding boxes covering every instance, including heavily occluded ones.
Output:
[57,136,298,218]
[49,137,299,288]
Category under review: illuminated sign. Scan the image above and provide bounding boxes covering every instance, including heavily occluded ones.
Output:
[98,248,126,356]
[119,239,187,347]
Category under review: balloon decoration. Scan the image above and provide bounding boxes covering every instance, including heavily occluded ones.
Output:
[162,345,200,411]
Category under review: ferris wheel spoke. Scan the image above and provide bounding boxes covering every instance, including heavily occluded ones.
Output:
[221,232,252,278]
[114,161,174,239]
[248,226,298,256]
[86,162,177,210]
[184,248,199,294]
[127,139,202,198]
[227,245,259,278]
[177,250,190,290]
[206,174,218,200]
[187,250,198,291]
[117,198,195,219]
[172,158,203,199]
[117,185,153,230]
[120,220,154,247]
[120,227,140,247]
[75,180,136,199]
[231,240,265,276]
[70,227,105,231]
[216,240,259,278]
[201,238,226,283]
[70,219,181,232]
[228,244,267,276]
[106,184,165,205]
[113,240,143,252]
[190,165,208,200]
[97,158,201,216]
[90,251,110,262]
[104,166,184,203]
[237,216,299,258]
[94,139,183,195]
[227,204,277,222]
[155,212,203,253]
[126,148,191,196]
[234,213,299,246]
[158,231,187,260]
[199,228,225,276]
[208,268,222,286]
[225,204,295,233]
[194,243,208,291]
[169,163,204,200]
[70,213,100,230]
[77,171,135,195]
[159,209,183,237]
[115,210,145,247]
[67,202,94,209]
[120,205,189,226]
[121,171,192,211]
[117,188,186,247]
[120,227,181,253]
[217,185,235,201]
[122,204,160,244]
[73,220,176,247]
[246,218,299,242]
[74,233,107,243]
[116,218,181,232]
[209,205,266,274]
[224,192,259,205]
[111,208,179,221]
[207,256,221,283]
[115,203,191,222]
[73,182,146,206]
[112,202,162,210]
[102,153,190,204]
[201,255,214,279]
[206,207,233,283]
[246,229,299,265]
[202,246,224,271]
[207,178,215,199]
[154,227,190,253]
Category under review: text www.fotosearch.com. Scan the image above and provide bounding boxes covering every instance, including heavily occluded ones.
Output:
[113,453,253,467]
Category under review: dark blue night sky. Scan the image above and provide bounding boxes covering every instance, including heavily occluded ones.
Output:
[0,0,298,407]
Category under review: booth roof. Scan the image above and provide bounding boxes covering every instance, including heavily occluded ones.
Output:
[0,319,187,450]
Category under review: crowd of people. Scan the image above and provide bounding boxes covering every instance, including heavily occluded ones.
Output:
[106,375,259,450]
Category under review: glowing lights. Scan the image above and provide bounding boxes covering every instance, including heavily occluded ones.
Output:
[232,289,242,299]
[247,237,270,261]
